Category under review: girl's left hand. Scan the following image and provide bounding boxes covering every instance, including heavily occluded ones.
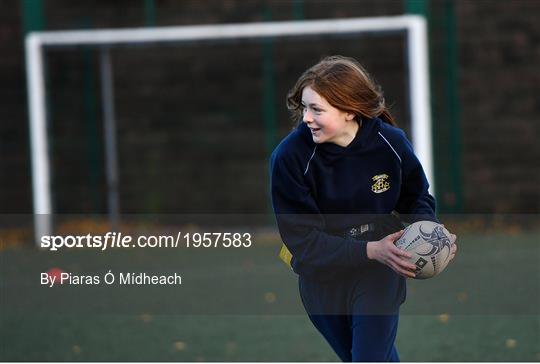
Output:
[441,224,458,262]
[449,233,458,261]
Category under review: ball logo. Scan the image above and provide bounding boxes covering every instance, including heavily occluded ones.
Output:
[417,225,452,262]
[371,174,390,193]
[414,257,428,273]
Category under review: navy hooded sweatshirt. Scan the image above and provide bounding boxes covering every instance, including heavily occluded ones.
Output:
[270,117,437,279]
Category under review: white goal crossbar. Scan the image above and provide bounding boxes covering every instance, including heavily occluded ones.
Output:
[25,16,433,242]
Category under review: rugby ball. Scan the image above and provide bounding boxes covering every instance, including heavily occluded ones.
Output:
[395,221,453,279]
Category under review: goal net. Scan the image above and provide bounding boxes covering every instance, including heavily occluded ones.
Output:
[25,16,433,241]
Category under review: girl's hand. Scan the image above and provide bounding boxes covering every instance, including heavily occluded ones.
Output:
[441,224,458,262]
[449,233,458,261]
[366,230,417,278]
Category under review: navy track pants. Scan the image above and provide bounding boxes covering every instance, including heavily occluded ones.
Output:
[306,313,400,362]
[299,268,404,362]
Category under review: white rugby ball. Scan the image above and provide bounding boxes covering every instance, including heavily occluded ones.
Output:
[395,220,453,279]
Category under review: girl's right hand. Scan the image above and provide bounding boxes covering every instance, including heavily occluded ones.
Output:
[366,230,417,278]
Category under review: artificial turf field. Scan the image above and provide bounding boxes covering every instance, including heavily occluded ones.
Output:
[1,231,539,361]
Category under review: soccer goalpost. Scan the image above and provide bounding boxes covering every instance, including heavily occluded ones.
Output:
[25,15,433,242]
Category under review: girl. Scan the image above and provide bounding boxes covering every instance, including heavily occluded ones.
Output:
[270,55,457,362]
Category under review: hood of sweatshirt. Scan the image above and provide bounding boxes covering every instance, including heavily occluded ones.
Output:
[298,117,382,155]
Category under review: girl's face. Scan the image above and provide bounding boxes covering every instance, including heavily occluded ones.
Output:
[301,86,356,146]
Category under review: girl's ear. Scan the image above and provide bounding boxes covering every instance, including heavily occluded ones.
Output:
[345,112,355,121]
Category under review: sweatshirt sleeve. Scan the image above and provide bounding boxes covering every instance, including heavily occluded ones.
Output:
[394,131,439,223]
[270,149,369,276]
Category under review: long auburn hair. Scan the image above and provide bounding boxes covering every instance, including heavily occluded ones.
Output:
[286,55,396,126]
